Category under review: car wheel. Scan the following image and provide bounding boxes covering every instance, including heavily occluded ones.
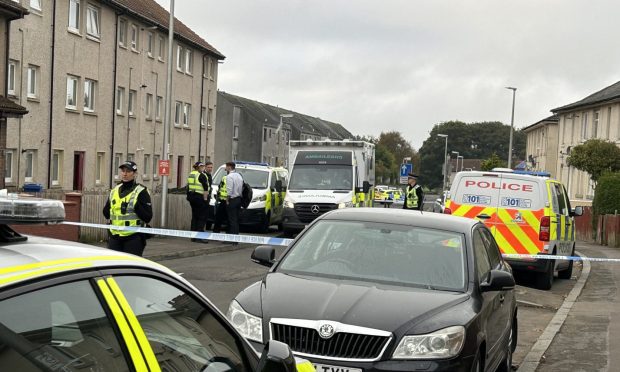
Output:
[536,258,554,290]
[558,245,575,279]
[472,350,484,372]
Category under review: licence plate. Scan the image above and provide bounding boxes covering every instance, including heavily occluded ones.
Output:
[313,363,362,372]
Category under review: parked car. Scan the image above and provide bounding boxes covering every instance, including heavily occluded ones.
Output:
[444,168,583,290]
[230,208,517,372]
[0,194,313,372]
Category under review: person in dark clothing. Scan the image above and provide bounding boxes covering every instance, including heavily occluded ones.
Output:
[212,172,228,234]
[187,162,210,243]
[203,161,214,231]
[103,161,153,256]
[403,173,424,211]
[225,162,243,241]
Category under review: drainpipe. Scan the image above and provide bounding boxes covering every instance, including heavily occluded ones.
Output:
[47,0,57,189]
[16,27,24,188]
[4,20,10,95]
[109,13,119,189]
[198,54,206,159]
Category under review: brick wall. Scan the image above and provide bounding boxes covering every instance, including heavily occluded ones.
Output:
[12,193,81,241]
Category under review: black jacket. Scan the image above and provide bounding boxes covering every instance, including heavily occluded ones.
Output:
[103,180,153,224]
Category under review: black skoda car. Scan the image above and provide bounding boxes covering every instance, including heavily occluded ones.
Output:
[228,209,517,372]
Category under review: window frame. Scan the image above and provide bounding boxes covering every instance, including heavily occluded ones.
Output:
[130,23,138,51]
[156,96,163,121]
[68,0,80,32]
[116,86,125,115]
[66,75,79,110]
[183,103,191,127]
[176,45,184,71]
[86,4,100,39]
[95,152,105,185]
[174,101,182,126]
[27,65,38,99]
[118,18,127,47]
[152,154,160,179]
[24,151,34,182]
[51,150,62,186]
[185,49,193,74]
[4,149,13,183]
[30,0,42,11]
[158,35,165,61]
[145,93,153,120]
[128,89,137,117]
[146,32,154,57]
[8,60,17,96]
[84,79,96,112]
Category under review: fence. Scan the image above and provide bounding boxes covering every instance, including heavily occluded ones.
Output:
[574,206,620,248]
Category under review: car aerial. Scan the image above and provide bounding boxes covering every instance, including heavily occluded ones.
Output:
[0,193,313,372]
[229,208,517,372]
[209,161,288,232]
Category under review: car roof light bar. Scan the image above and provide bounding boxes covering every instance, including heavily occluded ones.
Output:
[0,192,65,225]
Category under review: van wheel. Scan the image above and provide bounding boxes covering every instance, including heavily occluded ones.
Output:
[536,259,554,290]
[558,246,575,279]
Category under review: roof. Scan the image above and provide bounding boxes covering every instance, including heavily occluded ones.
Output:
[108,0,224,59]
[0,95,28,117]
[0,0,29,19]
[552,80,620,112]
[521,115,559,132]
[218,91,353,140]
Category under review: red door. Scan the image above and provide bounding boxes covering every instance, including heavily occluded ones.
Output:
[73,152,85,191]
[176,156,184,188]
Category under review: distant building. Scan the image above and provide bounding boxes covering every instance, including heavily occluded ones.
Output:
[522,115,559,178]
[447,158,482,186]
[214,91,353,167]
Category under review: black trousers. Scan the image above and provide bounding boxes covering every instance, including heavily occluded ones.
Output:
[213,199,228,233]
[108,233,146,256]
[188,192,207,232]
[227,197,242,235]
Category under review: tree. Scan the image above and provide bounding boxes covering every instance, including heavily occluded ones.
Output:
[567,139,620,184]
[481,153,506,171]
[593,172,620,216]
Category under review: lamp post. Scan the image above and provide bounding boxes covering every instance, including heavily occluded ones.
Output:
[161,0,175,227]
[438,134,448,191]
[506,86,517,169]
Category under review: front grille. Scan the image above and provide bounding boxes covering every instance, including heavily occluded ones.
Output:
[271,323,390,360]
[294,203,338,223]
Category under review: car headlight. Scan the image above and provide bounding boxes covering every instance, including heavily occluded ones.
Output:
[284,200,295,208]
[338,201,354,209]
[226,300,263,342]
[252,194,267,203]
[392,326,465,360]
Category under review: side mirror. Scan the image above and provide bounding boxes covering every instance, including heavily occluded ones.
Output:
[363,181,371,194]
[251,245,276,267]
[571,206,583,217]
[275,180,283,193]
[257,340,297,372]
[480,269,515,292]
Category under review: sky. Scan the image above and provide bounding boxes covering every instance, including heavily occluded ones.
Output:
[155,0,620,150]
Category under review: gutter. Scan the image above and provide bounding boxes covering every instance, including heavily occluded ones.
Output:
[47,0,57,189]
[109,13,119,189]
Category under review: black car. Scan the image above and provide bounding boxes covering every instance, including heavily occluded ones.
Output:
[228,208,517,372]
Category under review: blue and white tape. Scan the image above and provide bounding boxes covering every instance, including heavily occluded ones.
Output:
[62,221,294,246]
[502,253,620,263]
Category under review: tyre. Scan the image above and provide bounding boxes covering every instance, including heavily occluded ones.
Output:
[535,259,554,290]
[471,349,484,372]
[558,245,575,279]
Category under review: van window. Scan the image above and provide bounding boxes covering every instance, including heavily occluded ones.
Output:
[497,176,542,210]
[553,183,569,215]
[453,175,502,207]
[549,183,561,214]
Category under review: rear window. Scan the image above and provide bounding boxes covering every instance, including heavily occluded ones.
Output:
[498,176,542,210]
[453,176,502,207]
[453,174,542,210]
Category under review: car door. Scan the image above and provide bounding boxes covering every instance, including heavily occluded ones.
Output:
[552,182,572,256]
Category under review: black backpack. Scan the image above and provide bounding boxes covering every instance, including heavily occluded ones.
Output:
[241,182,253,209]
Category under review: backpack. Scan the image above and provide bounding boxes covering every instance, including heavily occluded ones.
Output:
[241,182,253,209]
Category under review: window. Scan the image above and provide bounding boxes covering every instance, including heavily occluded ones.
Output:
[84,79,96,112]
[233,125,239,139]
[158,35,165,60]
[201,106,206,127]
[206,58,212,78]
[143,154,150,179]
[153,154,160,179]
[473,230,491,283]
[209,57,216,79]
[176,45,184,71]
[114,153,122,179]
[66,76,78,109]
[263,128,267,142]
[4,150,13,183]
[128,90,136,116]
[480,229,501,269]
[185,49,193,73]
[145,93,153,119]
[607,107,612,139]
[208,108,213,129]
[8,60,17,96]
[118,18,127,47]
[183,103,191,127]
[174,101,182,126]
[96,152,104,184]
[30,0,41,10]
[127,153,134,162]
[86,5,100,38]
[51,150,62,186]
[25,151,34,182]
[581,112,588,140]
[68,0,80,31]
[147,32,153,56]
[592,110,599,139]
[130,24,138,50]
[0,280,131,371]
[27,65,38,98]
[156,96,163,121]
[116,86,124,114]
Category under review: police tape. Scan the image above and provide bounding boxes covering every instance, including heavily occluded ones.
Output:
[502,254,620,263]
[62,222,294,246]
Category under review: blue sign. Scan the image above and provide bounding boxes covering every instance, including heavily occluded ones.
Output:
[400,163,413,177]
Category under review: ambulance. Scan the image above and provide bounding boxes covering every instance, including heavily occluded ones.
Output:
[444,169,583,290]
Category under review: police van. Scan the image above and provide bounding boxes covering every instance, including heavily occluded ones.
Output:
[0,192,313,372]
[208,162,288,232]
[444,169,583,290]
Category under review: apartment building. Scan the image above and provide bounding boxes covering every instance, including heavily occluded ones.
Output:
[4,0,223,191]
[214,91,353,168]
[551,81,620,205]
[522,115,559,178]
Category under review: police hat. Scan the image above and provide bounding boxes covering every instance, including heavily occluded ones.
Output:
[407,173,418,179]
[119,161,137,172]
[194,161,205,168]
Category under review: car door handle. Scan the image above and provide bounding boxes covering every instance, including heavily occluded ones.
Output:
[477,214,491,220]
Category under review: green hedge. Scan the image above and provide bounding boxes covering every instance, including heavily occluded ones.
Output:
[593,172,620,215]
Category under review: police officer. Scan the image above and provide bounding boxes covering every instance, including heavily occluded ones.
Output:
[403,173,424,211]
[212,170,228,234]
[187,162,210,243]
[225,162,244,239]
[103,161,153,256]
[203,161,214,231]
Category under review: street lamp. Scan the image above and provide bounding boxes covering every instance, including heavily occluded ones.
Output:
[438,134,448,191]
[506,87,517,169]
[451,151,459,173]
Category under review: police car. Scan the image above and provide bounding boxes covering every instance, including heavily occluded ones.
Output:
[0,193,313,372]
[209,162,288,232]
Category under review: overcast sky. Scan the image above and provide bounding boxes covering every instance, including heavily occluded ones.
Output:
[155,0,620,149]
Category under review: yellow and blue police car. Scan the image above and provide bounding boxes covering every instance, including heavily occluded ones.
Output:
[0,193,313,372]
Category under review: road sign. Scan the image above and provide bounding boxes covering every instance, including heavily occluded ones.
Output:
[158,159,170,176]
[399,163,412,184]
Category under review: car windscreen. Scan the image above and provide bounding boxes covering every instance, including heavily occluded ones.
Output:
[278,220,467,291]
[288,164,352,190]
[212,168,269,189]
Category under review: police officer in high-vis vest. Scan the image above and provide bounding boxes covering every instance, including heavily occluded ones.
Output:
[103,161,153,256]
[403,173,424,211]
[212,173,228,233]
[187,162,210,243]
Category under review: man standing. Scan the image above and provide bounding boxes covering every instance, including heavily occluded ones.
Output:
[103,161,153,256]
[203,161,214,231]
[212,170,228,234]
[225,162,244,241]
[403,173,424,211]
[187,162,209,243]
